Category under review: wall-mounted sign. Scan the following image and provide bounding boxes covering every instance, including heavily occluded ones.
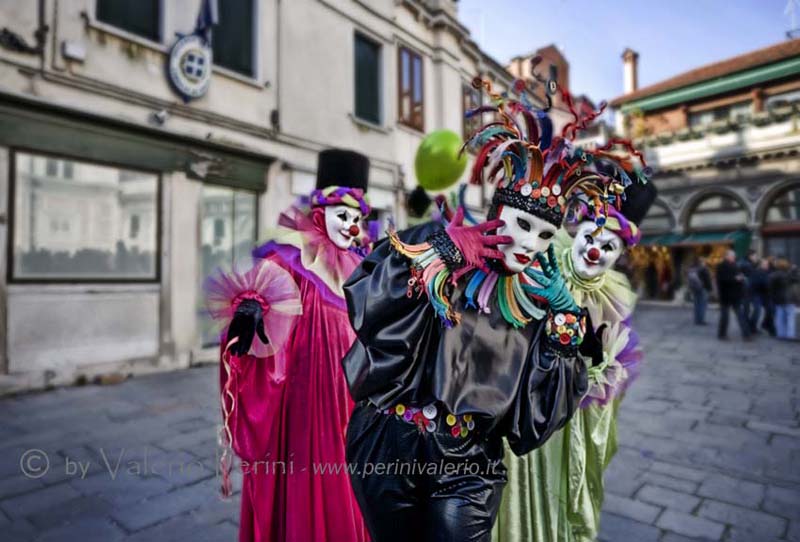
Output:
[168,34,212,102]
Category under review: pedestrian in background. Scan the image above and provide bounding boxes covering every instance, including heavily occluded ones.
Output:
[716,249,751,341]
[739,249,758,331]
[688,257,712,325]
[762,256,777,336]
[770,259,797,340]
[748,258,770,334]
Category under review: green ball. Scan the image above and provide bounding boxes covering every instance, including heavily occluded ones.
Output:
[414,130,468,191]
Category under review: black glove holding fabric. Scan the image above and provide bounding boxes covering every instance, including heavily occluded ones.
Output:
[226,298,270,356]
[578,313,606,368]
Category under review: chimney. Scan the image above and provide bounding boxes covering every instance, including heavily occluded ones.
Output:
[622,48,639,94]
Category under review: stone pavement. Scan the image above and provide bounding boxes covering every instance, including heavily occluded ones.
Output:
[0,305,797,541]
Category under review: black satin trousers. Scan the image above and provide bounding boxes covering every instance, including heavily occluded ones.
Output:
[345,402,508,542]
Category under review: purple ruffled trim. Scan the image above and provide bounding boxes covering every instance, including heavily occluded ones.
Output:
[580,318,643,408]
[253,241,348,310]
[617,318,643,393]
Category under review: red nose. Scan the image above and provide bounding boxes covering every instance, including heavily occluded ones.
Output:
[587,247,601,262]
[348,225,360,237]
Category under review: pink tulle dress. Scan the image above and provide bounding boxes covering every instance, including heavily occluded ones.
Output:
[208,207,369,542]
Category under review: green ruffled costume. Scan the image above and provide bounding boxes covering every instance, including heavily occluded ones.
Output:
[493,229,637,542]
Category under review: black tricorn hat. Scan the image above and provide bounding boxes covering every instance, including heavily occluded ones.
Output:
[407,186,432,218]
[620,180,658,226]
[316,149,370,191]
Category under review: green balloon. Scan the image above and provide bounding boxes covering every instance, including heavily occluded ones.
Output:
[415,130,468,191]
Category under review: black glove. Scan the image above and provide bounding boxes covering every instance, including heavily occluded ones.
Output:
[226,299,269,356]
[578,313,606,367]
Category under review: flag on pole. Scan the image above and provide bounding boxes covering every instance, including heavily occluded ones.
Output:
[196,0,219,45]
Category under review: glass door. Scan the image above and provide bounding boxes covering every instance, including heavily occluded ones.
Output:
[198,184,258,347]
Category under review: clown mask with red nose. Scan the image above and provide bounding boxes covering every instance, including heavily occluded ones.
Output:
[323,204,363,250]
[571,220,624,279]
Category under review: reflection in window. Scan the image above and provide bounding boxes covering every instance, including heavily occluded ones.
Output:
[96,0,160,42]
[130,215,140,239]
[398,46,424,131]
[355,33,382,124]
[765,185,800,224]
[763,184,800,269]
[214,218,225,246]
[12,152,158,280]
[687,194,748,230]
[765,89,800,110]
[46,159,58,177]
[213,0,254,76]
[200,185,258,346]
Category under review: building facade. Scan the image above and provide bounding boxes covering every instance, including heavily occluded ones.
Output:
[0,0,533,392]
[611,40,800,301]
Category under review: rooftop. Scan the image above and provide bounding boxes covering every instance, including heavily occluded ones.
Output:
[610,38,800,107]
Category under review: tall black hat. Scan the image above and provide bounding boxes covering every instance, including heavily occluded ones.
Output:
[591,160,657,226]
[620,178,657,226]
[315,149,370,191]
[407,186,433,218]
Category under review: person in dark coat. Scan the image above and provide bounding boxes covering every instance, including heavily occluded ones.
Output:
[761,257,777,335]
[687,257,713,325]
[716,249,751,340]
[748,258,770,333]
[739,250,758,330]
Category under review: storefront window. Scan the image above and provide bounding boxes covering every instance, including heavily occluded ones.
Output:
[11,152,159,281]
[687,194,748,230]
[765,185,800,224]
[199,185,258,346]
[763,184,800,266]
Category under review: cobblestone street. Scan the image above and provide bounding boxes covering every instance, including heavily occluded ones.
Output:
[0,305,797,542]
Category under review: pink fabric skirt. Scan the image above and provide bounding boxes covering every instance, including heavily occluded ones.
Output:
[222,260,368,542]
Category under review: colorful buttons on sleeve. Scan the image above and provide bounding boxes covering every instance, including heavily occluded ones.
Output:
[547,311,585,347]
[384,403,477,439]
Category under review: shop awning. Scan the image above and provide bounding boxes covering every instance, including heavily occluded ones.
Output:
[0,93,273,191]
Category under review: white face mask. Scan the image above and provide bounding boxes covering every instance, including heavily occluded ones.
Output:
[570,221,624,279]
[496,206,558,274]
[324,205,363,250]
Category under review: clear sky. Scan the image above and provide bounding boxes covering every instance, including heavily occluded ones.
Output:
[458,0,793,103]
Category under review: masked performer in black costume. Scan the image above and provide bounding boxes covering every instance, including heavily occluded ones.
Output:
[340,79,621,542]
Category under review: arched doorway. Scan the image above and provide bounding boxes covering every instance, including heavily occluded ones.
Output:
[761,183,800,266]
[681,192,751,268]
[686,192,749,232]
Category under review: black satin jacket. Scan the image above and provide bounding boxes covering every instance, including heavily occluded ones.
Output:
[342,222,589,456]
